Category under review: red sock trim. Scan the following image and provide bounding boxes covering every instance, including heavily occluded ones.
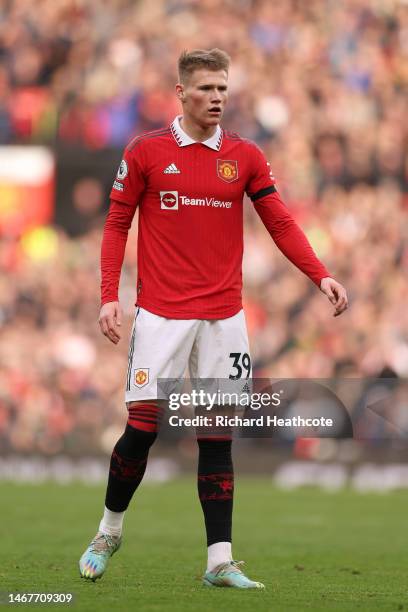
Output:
[127,403,163,433]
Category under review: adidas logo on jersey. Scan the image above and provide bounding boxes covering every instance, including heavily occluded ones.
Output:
[164,163,180,174]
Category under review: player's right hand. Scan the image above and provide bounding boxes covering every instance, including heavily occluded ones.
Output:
[99,301,122,344]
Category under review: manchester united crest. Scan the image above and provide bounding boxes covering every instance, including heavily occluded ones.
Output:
[134,368,149,388]
[217,160,238,183]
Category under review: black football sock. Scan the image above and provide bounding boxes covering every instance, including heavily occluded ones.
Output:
[105,423,157,512]
[197,439,234,546]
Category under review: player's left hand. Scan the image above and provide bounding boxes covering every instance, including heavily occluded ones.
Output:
[320,277,348,317]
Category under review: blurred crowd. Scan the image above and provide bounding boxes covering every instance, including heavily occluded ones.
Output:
[0,0,407,455]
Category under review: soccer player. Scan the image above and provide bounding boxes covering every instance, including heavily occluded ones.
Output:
[79,49,348,588]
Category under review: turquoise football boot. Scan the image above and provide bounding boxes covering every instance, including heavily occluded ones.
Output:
[203,560,265,589]
[79,532,122,581]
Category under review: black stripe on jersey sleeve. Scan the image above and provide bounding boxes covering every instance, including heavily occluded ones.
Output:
[250,185,277,202]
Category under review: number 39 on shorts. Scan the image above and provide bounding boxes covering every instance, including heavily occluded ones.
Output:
[228,352,251,379]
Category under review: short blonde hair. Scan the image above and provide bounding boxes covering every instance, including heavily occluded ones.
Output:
[178,48,230,83]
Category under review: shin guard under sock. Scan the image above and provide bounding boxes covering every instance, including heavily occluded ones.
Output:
[105,423,157,512]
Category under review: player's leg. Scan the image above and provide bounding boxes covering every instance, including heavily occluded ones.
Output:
[196,436,234,568]
[79,412,159,581]
[79,308,197,581]
[197,435,265,587]
[101,405,161,529]
[190,310,264,588]
[190,309,248,572]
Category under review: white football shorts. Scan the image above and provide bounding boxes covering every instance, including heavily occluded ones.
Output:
[125,307,251,402]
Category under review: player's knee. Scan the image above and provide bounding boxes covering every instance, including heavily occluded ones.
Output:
[115,422,157,457]
[197,438,232,463]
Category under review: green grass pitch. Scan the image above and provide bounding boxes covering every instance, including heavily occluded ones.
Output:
[0,478,406,611]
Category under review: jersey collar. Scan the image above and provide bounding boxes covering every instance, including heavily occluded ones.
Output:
[170,116,223,151]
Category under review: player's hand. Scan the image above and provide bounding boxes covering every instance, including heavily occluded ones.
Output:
[320,277,348,317]
[99,301,123,344]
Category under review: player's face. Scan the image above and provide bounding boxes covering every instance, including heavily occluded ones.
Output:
[179,69,228,128]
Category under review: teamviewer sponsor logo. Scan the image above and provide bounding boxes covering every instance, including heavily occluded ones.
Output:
[181,196,232,208]
[160,191,178,210]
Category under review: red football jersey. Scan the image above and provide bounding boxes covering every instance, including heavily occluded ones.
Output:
[103,116,329,319]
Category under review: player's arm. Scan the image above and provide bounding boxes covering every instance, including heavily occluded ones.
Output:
[100,148,145,344]
[100,199,136,343]
[246,144,348,317]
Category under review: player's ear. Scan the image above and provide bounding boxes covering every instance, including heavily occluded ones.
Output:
[176,83,185,102]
